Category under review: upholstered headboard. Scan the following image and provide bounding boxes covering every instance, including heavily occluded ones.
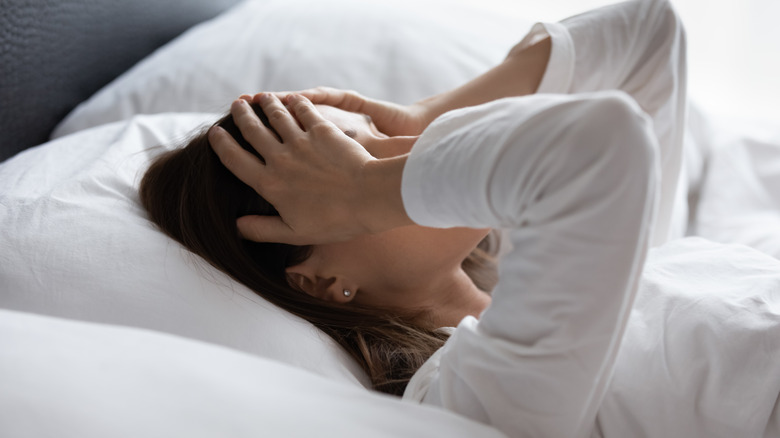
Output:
[0,0,242,162]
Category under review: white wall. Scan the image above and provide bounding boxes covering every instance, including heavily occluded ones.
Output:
[478,0,780,123]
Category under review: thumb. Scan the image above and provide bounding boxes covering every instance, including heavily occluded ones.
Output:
[236,215,301,245]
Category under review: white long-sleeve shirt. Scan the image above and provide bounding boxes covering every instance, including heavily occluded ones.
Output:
[400,3,681,434]
[521,0,688,246]
[401,92,659,438]
[401,1,780,437]
[400,95,780,437]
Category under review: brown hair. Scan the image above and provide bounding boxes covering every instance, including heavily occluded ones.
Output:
[138,103,498,395]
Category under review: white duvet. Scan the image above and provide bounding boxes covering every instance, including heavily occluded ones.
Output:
[2,0,780,436]
[603,238,780,436]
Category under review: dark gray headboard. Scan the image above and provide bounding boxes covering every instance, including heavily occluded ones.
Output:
[0,0,242,162]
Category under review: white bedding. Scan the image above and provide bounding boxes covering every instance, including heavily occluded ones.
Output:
[692,112,780,259]
[0,307,504,438]
[602,238,780,436]
[2,0,780,436]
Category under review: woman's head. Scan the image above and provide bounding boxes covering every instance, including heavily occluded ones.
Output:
[139,102,497,395]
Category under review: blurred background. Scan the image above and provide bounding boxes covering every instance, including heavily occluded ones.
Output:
[480,0,780,124]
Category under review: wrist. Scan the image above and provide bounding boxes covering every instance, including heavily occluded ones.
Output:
[360,155,414,233]
[411,97,445,132]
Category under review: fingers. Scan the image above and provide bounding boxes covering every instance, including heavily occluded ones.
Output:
[208,126,266,194]
[285,95,329,130]
[262,87,367,113]
[231,99,281,156]
[254,94,305,141]
[237,215,302,245]
[304,87,367,113]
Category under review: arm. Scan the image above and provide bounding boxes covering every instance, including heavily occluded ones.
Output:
[401,93,658,438]
[271,0,686,246]
[213,89,658,437]
[411,36,551,129]
[550,0,689,245]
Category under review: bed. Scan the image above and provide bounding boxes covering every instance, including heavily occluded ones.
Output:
[2,0,779,436]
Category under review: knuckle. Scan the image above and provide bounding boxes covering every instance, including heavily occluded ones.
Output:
[218,148,241,170]
[342,90,364,109]
[294,100,312,112]
[243,116,263,131]
[310,121,335,135]
[255,175,277,197]
[249,180,266,197]
[235,110,261,129]
[268,108,288,121]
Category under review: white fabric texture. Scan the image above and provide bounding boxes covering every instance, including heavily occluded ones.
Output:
[0,308,506,438]
[51,0,533,138]
[558,0,689,247]
[0,0,536,388]
[400,70,780,438]
[3,0,780,436]
[693,114,780,259]
[402,92,659,438]
[513,0,689,246]
[598,237,780,437]
[0,113,368,386]
[401,1,780,436]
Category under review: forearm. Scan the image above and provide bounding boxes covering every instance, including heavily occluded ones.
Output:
[416,36,551,126]
[405,93,657,438]
[554,0,688,244]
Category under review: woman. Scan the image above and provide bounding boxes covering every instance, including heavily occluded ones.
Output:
[141,0,780,436]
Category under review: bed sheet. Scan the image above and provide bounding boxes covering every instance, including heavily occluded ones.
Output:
[599,237,780,436]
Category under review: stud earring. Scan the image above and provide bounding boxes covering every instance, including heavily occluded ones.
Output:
[343,289,352,297]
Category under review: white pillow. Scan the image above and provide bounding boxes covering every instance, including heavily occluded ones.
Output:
[0,113,366,385]
[52,0,532,138]
[1,0,532,386]
[0,308,505,438]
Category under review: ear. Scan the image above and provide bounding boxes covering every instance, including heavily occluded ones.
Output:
[324,277,358,304]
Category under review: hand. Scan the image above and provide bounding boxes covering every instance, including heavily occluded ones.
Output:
[210,94,412,245]
[261,87,431,137]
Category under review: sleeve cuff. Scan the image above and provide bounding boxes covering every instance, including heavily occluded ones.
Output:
[400,117,453,227]
[522,22,575,94]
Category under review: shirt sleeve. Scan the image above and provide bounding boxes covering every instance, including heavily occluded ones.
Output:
[401,92,658,438]
[510,0,688,245]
